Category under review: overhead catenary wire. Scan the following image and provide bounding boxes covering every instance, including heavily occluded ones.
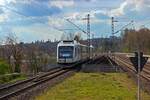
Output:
[0,5,28,17]
[66,19,88,35]
[113,20,134,34]
[0,5,77,34]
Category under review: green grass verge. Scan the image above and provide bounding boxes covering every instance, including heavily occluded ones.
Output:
[0,74,27,84]
[8,75,27,83]
[36,72,150,100]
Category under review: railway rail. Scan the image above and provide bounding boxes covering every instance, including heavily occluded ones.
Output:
[114,54,150,81]
[0,67,71,100]
[0,58,89,100]
[0,67,60,90]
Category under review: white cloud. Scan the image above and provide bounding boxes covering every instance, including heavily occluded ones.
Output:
[65,12,80,20]
[0,0,7,6]
[48,17,66,28]
[12,23,63,42]
[65,10,107,25]
[0,8,10,23]
[8,0,35,4]
[122,0,150,12]
[65,11,95,20]
[109,1,127,17]
[49,0,75,9]
[0,13,8,22]
[109,0,150,17]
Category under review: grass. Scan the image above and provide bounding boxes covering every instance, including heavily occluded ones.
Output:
[36,72,150,100]
[0,74,27,84]
[8,75,27,83]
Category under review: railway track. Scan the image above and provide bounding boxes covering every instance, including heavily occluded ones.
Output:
[114,54,150,81]
[0,67,60,90]
[116,54,150,73]
[0,67,71,100]
[0,58,89,100]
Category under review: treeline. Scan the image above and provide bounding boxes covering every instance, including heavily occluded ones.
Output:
[121,28,150,54]
[0,34,58,76]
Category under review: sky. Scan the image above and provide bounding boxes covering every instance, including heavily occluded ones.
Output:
[0,0,149,43]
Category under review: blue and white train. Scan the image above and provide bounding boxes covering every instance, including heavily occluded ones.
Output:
[57,40,92,64]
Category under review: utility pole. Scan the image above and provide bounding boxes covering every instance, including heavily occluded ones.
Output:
[111,17,114,59]
[111,17,118,52]
[87,14,90,58]
[131,20,135,30]
[111,17,114,40]
[83,14,91,58]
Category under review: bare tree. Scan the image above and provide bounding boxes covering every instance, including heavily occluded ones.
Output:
[74,32,82,42]
[39,53,49,71]
[4,33,23,73]
[122,28,150,54]
[27,44,41,75]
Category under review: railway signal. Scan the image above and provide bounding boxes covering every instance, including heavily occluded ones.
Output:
[129,52,148,100]
[129,52,148,72]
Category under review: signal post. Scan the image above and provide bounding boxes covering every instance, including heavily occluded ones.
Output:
[130,52,148,100]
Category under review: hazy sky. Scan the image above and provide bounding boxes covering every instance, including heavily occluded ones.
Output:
[0,0,149,43]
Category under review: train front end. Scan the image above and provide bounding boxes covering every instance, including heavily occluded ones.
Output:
[57,41,75,64]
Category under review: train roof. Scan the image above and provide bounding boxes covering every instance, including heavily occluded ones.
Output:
[58,40,79,45]
[57,40,93,48]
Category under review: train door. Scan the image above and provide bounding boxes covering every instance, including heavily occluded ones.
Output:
[73,46,77,62]
[78,46,81,60]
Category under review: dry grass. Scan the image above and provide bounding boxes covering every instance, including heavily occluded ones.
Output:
[36,72,150,100]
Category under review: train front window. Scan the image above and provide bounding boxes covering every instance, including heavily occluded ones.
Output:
[59,46,73,58]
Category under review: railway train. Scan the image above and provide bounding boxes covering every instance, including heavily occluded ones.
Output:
[57,40,93,64]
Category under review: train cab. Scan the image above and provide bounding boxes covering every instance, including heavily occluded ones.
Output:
[57,40,92,64]
[57,40,80,64]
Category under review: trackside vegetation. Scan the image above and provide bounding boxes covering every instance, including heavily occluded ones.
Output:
[0,59,10,75]
[0,74,26,84]
[0,59,26,84]
[36,72,150,100]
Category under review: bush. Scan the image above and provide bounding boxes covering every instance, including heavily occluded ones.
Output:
[0,60,10,75]
[0,73,26,84]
